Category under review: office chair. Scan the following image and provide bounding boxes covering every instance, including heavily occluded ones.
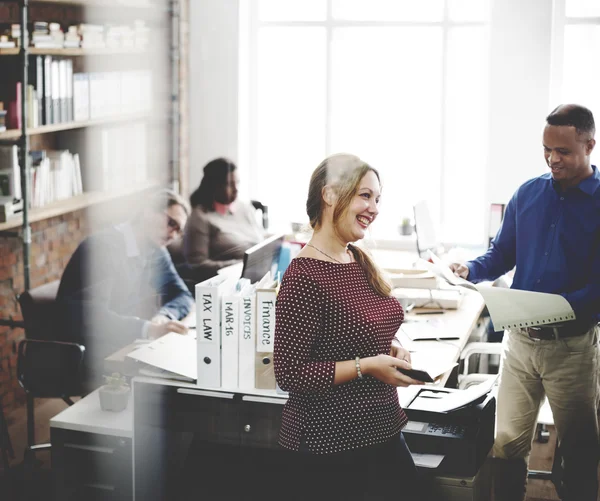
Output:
[18,280,61,341]
[17,339,85,498]
[0,393,15,471]
[251,200,269,230]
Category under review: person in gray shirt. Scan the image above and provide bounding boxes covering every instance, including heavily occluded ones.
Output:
[183,158,265,282]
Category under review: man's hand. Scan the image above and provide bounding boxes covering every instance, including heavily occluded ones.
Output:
[147,315,189,339]
[449,263,470,279]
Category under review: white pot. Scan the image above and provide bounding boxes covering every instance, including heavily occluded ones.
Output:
[98,385,130,412]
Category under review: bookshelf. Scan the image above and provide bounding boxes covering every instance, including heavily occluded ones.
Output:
[0,0,183,293]
[0,47,148,56]
[0,181,158,232]
[0,112,150,139]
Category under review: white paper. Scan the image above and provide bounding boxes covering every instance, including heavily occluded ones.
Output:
[408,351,459,380]
[425,251,576,330]
[407,374,498,413]
[411,453,445,469]
[127,331,197,380]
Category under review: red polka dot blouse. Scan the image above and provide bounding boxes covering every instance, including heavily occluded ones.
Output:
[274,257,407,455]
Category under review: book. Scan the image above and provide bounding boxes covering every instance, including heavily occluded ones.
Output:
[426,250,576,330]
[0,145,20,199]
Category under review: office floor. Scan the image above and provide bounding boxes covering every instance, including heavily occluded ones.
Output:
[0,398,596,501]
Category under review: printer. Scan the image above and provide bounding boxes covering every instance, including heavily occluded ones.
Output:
[402,387,495,477]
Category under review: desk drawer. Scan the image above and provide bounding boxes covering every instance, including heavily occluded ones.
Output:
[239,399,283,449]
[135,383,240,445]
[52,428,132,501]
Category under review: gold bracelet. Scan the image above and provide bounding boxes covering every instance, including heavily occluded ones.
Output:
[355,356,363,380]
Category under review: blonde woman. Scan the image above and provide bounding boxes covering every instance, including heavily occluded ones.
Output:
[274,154,424,501]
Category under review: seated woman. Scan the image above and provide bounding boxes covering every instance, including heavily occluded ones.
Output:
[183,157,265,282]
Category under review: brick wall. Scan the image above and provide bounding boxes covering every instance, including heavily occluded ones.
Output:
[0,210,90,414]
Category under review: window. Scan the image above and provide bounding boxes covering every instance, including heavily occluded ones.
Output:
[551,0,600,165]
[240,0,490,244]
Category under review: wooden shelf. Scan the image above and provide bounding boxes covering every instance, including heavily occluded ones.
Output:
[28,0,155,7]
[0,47,147,56]
[0,113,151,140]
[0,182,158,232]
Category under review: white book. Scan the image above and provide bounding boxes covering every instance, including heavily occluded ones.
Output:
[195,275,237,389]
[73,73,90,121]
[238,283,257,390]
[0,145,20,200]
[220,289,241,390]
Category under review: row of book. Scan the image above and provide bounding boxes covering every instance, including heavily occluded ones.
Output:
[196,273,280,391]
[0,145,83,209]
[2,21,150,50]
[3,55,153,129]
[60,121,149,193]
[30,149,83,208]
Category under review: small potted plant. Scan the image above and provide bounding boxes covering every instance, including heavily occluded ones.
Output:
[399,217,414,236]
[99,372,131,412]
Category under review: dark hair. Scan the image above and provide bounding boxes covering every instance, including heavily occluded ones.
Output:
[306,153,392,297]
[190,158,237,210]
[546,104,596,138]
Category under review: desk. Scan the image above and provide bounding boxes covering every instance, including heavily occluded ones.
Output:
[50,388,133,501]
[51,252,488,501]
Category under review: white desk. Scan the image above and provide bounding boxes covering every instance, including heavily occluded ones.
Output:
[51,248,488,501]
[50,388,132,438]
[50,389,133,501]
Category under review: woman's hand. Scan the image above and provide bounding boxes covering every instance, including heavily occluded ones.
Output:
[390,343,411,364]
[361,354,424,387]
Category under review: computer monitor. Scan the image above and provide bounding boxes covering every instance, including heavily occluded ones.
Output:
[413,200,439,257]
[241,233,286,283]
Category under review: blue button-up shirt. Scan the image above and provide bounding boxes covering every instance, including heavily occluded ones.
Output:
[467,165,600,323]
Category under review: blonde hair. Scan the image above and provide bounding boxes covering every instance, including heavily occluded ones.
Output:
[306,153,392,297]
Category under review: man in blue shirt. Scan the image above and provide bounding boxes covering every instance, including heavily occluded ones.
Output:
[58,188,194,385]
[452,104,600,501]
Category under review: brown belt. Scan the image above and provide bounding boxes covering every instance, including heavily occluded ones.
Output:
[525,321,597,341]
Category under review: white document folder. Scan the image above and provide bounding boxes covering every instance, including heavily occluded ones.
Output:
[195,276,237,388]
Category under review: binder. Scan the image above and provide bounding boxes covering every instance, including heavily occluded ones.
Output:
[59,60,68,122]
[43,56,52,125]
[220,288,241,390]
[195,275,236,388]
[65,59,74,122]
[238,283,257,390]
[254,273,278,390]
[51,59,60,123]
[28,55,44,126]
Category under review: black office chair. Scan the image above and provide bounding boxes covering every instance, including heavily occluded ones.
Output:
[251,200,269,230]
[0,393,15,471]
[16,339,85,498]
